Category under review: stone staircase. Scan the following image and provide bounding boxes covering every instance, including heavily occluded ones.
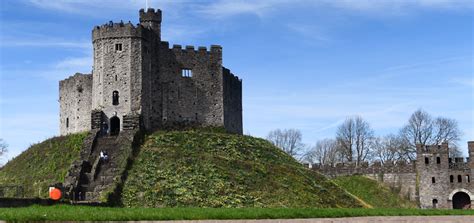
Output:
[64,130,139,203]
[79,136,121,201]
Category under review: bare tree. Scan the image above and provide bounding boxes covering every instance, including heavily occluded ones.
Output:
[336,116,374,166]
[267,129,305,158]
[400,109,461,159]
[0,139,7,158]
[372,134,404,164]
[304,138,339,166]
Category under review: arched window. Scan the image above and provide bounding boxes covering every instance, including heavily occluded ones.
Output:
[432,199,438,208]
[432,177,436,184]
[436,157,441,164]
[458,175,462,183]
[466,175,470,183]
[112,91,119,105]
[66,117,69,128]
[450,175,454,183]
[425,157,429,165]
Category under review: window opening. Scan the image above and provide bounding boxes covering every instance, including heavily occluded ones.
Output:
[458,175,462,183]
[425,157,429,165]
[115,43,122,52]
[437,157,441,164]
[432,177,436,184]
[450,175,454,183]
[182,69,193,77]
[113,91,119,105]
[66,118,69,128]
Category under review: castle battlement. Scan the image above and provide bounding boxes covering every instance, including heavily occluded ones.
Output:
[92,22,153,42]
[417,143,449,154]
[139,8,162,23]
[59,73,92,86]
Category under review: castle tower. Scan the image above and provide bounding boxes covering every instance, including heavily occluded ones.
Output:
[91,15,157,132]
[416,143,450,209]
[139,8,162,39]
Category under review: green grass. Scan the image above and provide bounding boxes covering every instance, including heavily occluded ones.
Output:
[121,130,362,208]
[1,205,473,221]
[0,132,88,198]
[332,175,417,208]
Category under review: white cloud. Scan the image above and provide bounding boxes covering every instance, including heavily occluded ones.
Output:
[450,77,474,87]
[199,0,473,18]
[0,38,90,49]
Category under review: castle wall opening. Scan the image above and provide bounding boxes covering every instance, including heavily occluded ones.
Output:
[452,192,471,209]
[110,116,120,136]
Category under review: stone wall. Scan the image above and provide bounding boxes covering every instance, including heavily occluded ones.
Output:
[223,67,243,134]
[59,73,92,135]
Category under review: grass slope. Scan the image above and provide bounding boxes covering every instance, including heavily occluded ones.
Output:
[1,205,474,221]
[332,175,417,208]
[121,130,362,208]
[0,132,87,198]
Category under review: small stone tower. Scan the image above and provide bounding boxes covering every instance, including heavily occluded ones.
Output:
[59,8,243,135]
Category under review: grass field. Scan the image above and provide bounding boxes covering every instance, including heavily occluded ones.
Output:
[1,205,473,221]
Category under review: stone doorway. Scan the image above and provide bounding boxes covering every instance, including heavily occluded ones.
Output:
[110,116,120,136]
[453,191,471,209]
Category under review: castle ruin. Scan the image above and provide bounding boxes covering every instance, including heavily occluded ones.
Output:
[59,8,243,136]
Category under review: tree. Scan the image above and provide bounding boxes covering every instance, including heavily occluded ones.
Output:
[0,139,7,158]
[304,138,339,166]
[336,116,374,166]
[400,109,461,160]
[372,134,405,164]
[267,129,305,158]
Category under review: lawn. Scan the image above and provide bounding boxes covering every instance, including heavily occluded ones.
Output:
[1,205,473,221]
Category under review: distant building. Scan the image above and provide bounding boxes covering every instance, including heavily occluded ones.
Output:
[59,8,242,136]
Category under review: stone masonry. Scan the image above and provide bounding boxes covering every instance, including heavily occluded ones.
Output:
[312,141,474,209]
[59,8,243,135]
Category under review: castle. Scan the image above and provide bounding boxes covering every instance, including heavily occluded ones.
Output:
[59,8,243,136]
[312,141,474,209]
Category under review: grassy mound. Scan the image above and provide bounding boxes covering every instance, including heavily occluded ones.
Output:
[121,130,363,208]
[0,132,88,198]
[332,175,417,208]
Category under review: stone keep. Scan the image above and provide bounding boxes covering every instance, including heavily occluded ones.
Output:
[59,8,243,135]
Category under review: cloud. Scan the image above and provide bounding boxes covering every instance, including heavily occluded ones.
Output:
[0,38,90,49]
[25,0,183,16]
[198,0,473,18]
[197,1,274,18]
[450,77,474,87]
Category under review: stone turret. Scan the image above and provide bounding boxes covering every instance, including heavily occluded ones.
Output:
[139,8,162,38]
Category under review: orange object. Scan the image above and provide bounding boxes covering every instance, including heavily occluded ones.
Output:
[49,188,62,200]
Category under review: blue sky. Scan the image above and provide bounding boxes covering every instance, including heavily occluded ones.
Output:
[0,0,473,162]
